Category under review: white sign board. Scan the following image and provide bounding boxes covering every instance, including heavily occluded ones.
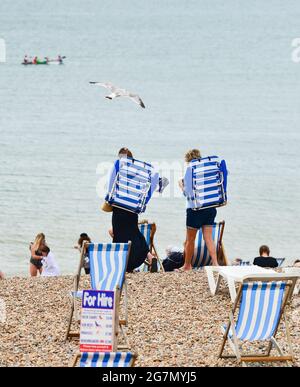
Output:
[80,290,115,352]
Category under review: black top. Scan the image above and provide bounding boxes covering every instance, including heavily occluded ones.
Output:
[253,256,278,268]
[112,207,149,272]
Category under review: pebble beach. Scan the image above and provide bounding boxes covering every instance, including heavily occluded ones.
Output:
[0,271,299,367]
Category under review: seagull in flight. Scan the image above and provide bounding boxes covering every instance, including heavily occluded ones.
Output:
[89,81,145,109]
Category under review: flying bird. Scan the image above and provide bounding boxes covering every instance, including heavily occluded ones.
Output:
[89,81,145,109]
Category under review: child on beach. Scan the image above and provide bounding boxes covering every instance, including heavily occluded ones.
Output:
[0,271,4,279]
[41,246,60,277]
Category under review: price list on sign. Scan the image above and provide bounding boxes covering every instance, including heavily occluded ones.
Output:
[79,290,115,352]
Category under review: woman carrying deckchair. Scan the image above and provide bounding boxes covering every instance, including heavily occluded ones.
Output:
[178,149,219,271]
[108,148,157,272]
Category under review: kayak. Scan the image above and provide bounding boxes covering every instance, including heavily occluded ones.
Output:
[22,60,64,65]
[21,56,65,65]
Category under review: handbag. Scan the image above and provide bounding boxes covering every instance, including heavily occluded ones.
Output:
[101,202,113,212]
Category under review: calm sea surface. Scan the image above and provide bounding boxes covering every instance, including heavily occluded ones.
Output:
[1,0,300,275]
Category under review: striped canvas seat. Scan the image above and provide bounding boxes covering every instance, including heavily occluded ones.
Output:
[192,222,224,267]
[88,243,129,290]
[219,274,298,365]
[79,352,136,367]
[232,282,285,341]
[66,243,131,341]
[239,260,251,266]
[139,222,151,246]
[276,258,285,267]
[106,157,159,214]
[184,156,227,210]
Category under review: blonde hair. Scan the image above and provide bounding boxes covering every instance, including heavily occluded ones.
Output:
[185,149,201,163]
[33,233,45,251]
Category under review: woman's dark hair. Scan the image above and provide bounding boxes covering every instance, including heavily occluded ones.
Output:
[259,245,270,256]
[118,147,133,158]
[78,233,91,248]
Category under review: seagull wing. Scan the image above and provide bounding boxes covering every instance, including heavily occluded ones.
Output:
[89,82,116,91]
[127,93,146,108]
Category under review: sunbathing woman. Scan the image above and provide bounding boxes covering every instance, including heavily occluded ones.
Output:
[178,149,219,271]
[109,148,156,272]
[29,233,47,276]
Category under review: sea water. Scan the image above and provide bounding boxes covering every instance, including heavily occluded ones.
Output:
[1,0,300,275]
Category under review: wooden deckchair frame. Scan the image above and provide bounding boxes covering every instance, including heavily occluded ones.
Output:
[139,219,165,272]
[219,275,298,366]
[65,242,131,349]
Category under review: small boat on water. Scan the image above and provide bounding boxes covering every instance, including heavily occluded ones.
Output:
[21,56,66,65]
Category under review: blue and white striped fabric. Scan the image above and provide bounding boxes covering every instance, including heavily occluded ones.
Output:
[137,223,152,272]
[184,156,227,210]
[80,352,135,367]
[106,157,160,214]
[234,282,286,341]
[138,223,152,246]
[239,261,251,266]
[192,222,222,267]
[88,243,129,291]
[276,258,285,267]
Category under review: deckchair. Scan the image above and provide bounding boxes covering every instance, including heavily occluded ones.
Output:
[106,157,159,214]
[239,260,251,266]
[219,274,298,365]
[192,221,228,268]
[276,258,285,267]
[138,220,164,272]
[66,242,131,344]
[72,351,137,367]
[184,156,227,210]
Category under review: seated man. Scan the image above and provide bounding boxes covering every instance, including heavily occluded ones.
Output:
[253,245,278,268]
[41,246,60,277]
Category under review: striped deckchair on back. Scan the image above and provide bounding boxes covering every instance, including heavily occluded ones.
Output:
[106,157,159,214]
[235,282,286,341]
[88,243,130,291]
[80,352,136,367]
[184,156,227,210]
[192,222,224,267]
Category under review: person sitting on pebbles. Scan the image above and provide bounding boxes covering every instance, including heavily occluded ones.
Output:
[0,271,4,280]
[41,246,60,277]
[253,245,278,268]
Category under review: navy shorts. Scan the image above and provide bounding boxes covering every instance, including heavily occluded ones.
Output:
[186,207,217,229]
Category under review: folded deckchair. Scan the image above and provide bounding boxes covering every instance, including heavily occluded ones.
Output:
[192,221,228,267]
[219,274,298,365]
[138,220,164,272]
[72,351,137,367]
[66,242,131,345]
[105,157,159,214]
[184,156,227,210]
